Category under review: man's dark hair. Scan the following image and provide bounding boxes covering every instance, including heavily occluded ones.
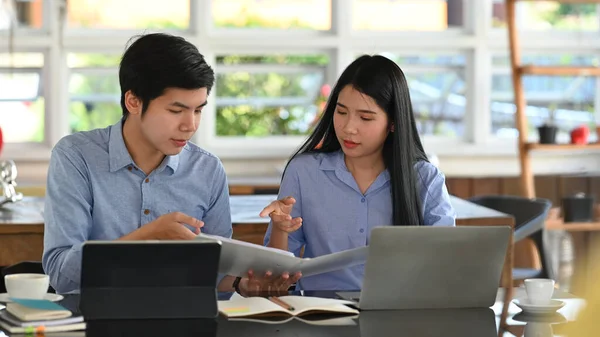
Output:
[119,33,215,118]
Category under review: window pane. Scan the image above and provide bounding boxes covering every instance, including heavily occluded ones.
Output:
[0,53,44,143]
[68,54,121,133]
[491,55,598,142]
[0,0,43,30]
[353,0,464,31]
[492,0,599,30]
[371,54,466,137]
[213,0,331,30]
[216,54,329,136]
[67,0,189,29]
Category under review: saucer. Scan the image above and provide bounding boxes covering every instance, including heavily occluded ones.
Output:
[513,312,568,324]
[513,298,565,315]
[0,293,63,303]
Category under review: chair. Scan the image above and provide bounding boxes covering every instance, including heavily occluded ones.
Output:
[1,261,55,294]
[468,195,553,281]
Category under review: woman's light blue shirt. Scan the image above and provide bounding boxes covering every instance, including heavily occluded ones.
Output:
[264,150,456,291]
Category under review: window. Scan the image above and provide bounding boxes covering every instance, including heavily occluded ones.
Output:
[4,0,600,167]
[491,54,599,141]
[0,53,44,143]
[67,0,190,30]
[375,54,466,137]
[215,54,330,137]
[353,0,465,31]
[67,54,121,133]
[492,0,600,31]
[212,0,331,30]
[0,0,43,30]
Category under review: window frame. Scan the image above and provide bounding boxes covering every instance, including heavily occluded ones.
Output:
[0,0,597,177]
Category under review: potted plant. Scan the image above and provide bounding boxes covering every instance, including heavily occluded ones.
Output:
[537,105,559,144]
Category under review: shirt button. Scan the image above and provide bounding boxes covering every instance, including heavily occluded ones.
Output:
[144,209,150,215]
[359,228,365,233]
[361,198,366,203]
[127,166,132,171]
[145,178,150,183]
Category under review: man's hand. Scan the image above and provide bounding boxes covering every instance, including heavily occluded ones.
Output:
[121,212,203,241]
[237,270,302,297]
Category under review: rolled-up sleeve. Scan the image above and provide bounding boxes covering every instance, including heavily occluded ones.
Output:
[202,159,233,289]
[421,170,456,227]
[203,159,232,239]
[42,145,93,294]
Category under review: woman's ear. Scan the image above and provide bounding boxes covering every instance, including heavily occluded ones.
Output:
[124,90,142,116]
[390,123,395,133]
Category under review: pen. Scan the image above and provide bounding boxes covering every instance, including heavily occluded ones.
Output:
[268,296,295,311]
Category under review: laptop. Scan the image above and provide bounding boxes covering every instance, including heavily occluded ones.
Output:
[358,308,497,337]
[337,226,511,310]
[80,240,221,320]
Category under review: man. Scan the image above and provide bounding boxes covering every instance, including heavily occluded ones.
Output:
[43,33,299,296]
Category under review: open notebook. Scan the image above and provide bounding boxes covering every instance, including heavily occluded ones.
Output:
[218,296,359,321]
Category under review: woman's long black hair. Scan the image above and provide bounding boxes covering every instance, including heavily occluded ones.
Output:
[283,54,429,226]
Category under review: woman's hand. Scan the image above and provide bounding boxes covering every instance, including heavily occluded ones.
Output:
[259,196,303,233]
[238,270,302,297]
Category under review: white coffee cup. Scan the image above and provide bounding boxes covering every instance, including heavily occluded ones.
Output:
[4,273,50,300]
[524,278,555,305]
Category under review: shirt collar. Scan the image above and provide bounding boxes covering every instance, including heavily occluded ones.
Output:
[319,150,391,195]
[161,153,180,173]
[108,120,134,172]
[108,119,180,174]
[318,150,344,171]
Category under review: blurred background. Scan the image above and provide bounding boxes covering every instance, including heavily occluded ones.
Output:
[0,0,598,181]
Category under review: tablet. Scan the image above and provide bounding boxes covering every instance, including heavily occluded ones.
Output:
[195,233,368,278]
[80,240,221,320]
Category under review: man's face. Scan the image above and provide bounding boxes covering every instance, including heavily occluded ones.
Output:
[137,87,208,156]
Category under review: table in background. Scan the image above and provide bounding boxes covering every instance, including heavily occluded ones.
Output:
[0,194,515,268]
[0,197,44,266]
[230,194,515,244]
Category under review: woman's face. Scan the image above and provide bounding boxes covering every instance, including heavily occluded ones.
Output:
[333,85,390,160]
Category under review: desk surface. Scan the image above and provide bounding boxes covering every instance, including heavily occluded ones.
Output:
[0,197,44,234]
[1,288,581,337]
[230,194,514,225]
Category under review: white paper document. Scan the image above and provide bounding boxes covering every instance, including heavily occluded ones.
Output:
[196,233,368,277]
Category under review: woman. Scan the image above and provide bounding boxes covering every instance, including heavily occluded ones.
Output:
[260,55,456,291]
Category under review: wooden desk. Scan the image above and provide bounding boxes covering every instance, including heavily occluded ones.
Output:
[0,194,515,270]
[0,197,45,266]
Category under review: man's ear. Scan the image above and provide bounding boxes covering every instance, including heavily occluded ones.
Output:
[124,90,142,116]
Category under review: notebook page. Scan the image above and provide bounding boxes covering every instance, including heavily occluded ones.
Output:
[218,297,290,318]
[278,296,359,316]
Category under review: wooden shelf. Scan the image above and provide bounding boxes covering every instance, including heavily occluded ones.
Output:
[519,65,600,76]
[507,0,600,198]
[546,219,600,232]
[524,143,600,151]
